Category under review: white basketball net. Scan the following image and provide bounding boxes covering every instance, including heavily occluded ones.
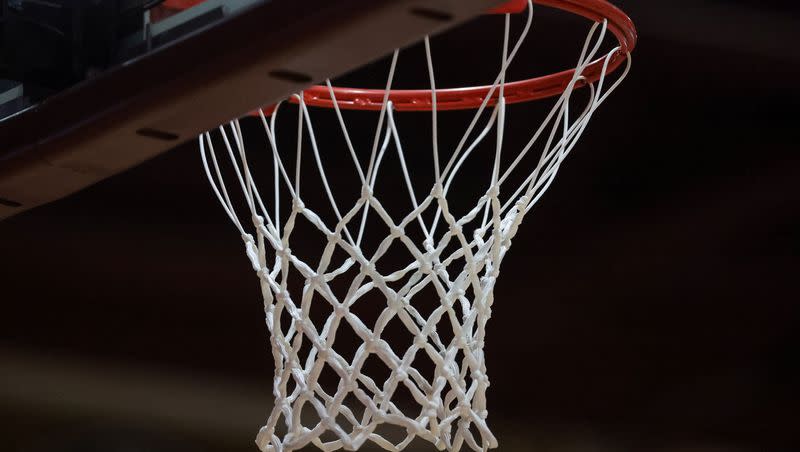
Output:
[200,3,630,451]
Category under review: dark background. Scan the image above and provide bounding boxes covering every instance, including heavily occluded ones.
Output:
[1,1,798,451]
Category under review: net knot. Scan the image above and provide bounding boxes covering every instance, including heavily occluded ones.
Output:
[343,378,358,392]
[363,337,377,353]
[277,246,292,259]
[395,368,409,382]
[431,183,445,199]
[387,296,404,313]
[374,410,388,422]
[420,258,434,275]
[321,415,338,430]
[334,303,349,317]
[470,370,487,385]
[242,233,261,272]
[310,273,326,288]
[390,225,405,239]
[487,184,501,199]
[423,401,438,419]
[292,198,305,212]
[360,185,374,201]
[515,194,530,209]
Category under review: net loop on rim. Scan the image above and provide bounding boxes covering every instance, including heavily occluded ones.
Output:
[200,1,633,451]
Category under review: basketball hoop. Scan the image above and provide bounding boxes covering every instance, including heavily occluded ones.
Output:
[198,1,636,451]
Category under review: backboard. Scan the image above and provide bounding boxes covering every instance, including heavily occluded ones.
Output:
[0,0,510,220]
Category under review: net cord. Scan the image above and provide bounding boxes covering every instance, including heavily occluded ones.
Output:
[199,1,631,450]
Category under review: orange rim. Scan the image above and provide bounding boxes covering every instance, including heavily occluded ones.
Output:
[294,0,636,112]
[166,0,636,113]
